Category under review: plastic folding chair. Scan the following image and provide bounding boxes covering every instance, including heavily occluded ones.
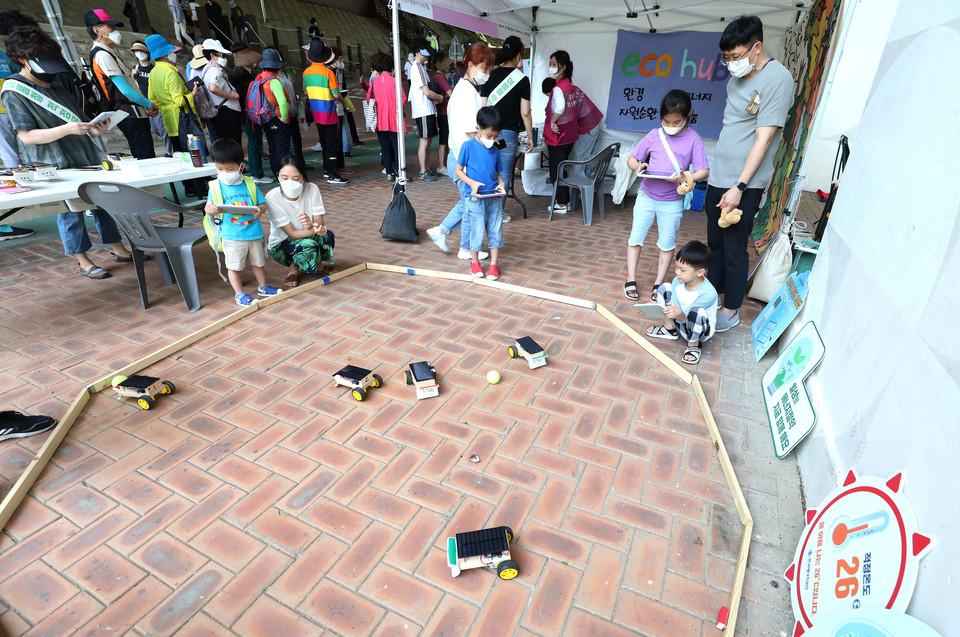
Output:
[78,182,207,311]
[549,142,620,225]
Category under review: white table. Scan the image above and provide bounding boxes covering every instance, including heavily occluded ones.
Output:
[0,157,217,224]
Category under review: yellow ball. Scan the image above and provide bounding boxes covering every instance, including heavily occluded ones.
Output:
[486,370,501,385]
[111,375,128,387]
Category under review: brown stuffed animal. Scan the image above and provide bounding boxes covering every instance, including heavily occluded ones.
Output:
[676,170,694,195]
[718,206,742,228]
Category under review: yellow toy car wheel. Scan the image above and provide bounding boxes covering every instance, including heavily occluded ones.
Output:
[137,396,155,410]
[371,374,383,389]
[161,381,176,395]
[404,370,413,385]
[507,345,518,359]
[497,560,520,580]
[504,527,514,543]
[351,387,367,401]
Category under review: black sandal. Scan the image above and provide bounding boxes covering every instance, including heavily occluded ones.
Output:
[645,325,679,341]
[623,280,640,300]
[682,345,702,365]
[650,283,662,302]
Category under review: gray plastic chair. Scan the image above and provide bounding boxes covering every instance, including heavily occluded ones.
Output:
[78,182,207,312]
[549,142,620,226]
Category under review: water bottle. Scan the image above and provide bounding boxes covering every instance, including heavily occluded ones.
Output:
[187,134,203,168]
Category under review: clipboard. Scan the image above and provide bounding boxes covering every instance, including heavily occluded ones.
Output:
[636,170,677,182]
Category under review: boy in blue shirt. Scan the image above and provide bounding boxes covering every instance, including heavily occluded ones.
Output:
[204,138,282,306]
[644,241,719,365]
[456,106,506,281]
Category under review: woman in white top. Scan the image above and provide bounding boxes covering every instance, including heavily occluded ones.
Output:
[425,41,494,259]
[200,39,242,146]
[265,156,335,289]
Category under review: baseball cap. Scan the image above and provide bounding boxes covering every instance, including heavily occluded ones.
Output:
[84,9,123,28]
[200,39,230,56]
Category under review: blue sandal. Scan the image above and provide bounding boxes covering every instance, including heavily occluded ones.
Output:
[235,293,256,306]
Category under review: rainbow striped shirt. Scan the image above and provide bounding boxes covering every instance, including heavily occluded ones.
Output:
[303,62,339,126]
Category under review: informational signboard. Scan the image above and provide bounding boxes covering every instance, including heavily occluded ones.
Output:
[805,609,942,637]
[763,321,824,458]
[785,470,934,636]
[605,30,729,137]
[753,271,810,361]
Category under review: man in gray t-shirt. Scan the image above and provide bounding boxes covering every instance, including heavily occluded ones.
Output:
[706,16,794,332]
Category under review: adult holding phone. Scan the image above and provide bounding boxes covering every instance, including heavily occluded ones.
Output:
[707,16,793,332]
[199,38,242,146]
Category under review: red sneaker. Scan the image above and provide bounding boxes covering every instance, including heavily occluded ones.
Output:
[470,261,485,278]
[486,264,500,281]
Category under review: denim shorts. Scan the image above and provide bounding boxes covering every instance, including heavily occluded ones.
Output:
[629,191,684,250]
[462,187,504,251]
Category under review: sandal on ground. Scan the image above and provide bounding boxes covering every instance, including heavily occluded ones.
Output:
[78,265,110,279]
[623,280,639,300]
[645,325,679,341]
[282,270,300,289]
[682,345,702,365]
[650,283,662,302]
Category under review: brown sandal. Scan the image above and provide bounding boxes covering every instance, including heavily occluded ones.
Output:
[282,270,300,289]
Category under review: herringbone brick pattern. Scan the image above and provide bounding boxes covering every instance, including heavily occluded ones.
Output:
[0,167,767,635]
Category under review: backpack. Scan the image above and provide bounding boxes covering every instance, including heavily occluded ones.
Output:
[194,66,220,120]
[72,65,105,120]
[244,72,279,126]
[88,46,125,112]
[203,176,259,251]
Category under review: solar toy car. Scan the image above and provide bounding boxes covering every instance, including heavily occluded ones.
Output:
[404,361,439,400]
[507,336,547,369]
[447,526,519,580]
[332,365,384,401]
[111,374,176,411]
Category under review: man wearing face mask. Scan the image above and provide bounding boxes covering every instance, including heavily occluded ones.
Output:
[130,40,172,156]
[707,15,793,332]
[85,9,157,160]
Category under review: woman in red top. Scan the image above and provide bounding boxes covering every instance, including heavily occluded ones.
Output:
[544,50,584,215]
[367,52,406,181]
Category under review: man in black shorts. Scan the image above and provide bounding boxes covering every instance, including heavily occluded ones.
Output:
[408,41,443,181]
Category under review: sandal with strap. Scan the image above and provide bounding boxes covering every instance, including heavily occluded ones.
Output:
[623,280,639,300]
[650,283,662,303]
[645,325,679,341]
[282,270,300,290]
[682,345,702,365]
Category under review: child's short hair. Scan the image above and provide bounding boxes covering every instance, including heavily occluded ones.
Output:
[211,138,244,165]
[661,89,692,119]
[676,240,710,270]
[476,106,501,131]
[541,77,556,95]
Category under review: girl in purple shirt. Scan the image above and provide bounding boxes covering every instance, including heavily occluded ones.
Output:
[624,90,710,301]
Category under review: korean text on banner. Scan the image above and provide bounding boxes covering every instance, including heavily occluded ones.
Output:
[605,30,729,138]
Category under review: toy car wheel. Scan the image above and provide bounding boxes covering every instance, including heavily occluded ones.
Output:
[404,370,413,385]
[507,345,518,359]
[351,387,367,401]
[504,527,514,543]
[371,374,383,389]
[497,560,520,580]
[161,380,176,395]
[137,395,155,410]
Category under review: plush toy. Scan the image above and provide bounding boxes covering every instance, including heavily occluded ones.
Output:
[718,206,743,228]
[676,170,694,195]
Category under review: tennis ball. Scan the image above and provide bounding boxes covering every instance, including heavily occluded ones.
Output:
[486,370,501,385]
[111,375,128,387]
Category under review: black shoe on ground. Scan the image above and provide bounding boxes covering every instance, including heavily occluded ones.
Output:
[327,175,349,185]
[0,412,57,441]
[0,226,34,241]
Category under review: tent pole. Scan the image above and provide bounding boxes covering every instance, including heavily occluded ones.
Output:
[41,0,84,76]
[391,0,407,185]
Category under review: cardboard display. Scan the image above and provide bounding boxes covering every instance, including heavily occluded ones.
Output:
[752,271,810,361]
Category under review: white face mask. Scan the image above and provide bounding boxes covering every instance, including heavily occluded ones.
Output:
[107,30,122,46]
[279,179,304,198]
[167,52,178,63]
[479,136,496,149]
[134,51,149,62]
[662,122,685,136]
[218,170,243,185]
[726,45,756,78]
[547,66,559,78]
[473,71,489,86]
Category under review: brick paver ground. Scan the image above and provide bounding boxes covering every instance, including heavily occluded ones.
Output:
[0,163,802,635]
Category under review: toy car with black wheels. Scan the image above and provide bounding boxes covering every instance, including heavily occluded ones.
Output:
[404,361,439,400]
[447,526,518,580]
[111,374,176,410]
[332,365,383,401]
[507,336,547,369]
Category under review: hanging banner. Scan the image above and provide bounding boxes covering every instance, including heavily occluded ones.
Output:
[399,0,512,39]
[763,321,824,458]
[605,29,729,138]
[784,470,934,636]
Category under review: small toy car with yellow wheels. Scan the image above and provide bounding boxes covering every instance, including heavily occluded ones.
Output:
[447,526,519,581]
[507,336,547,369]
[111,374,175,410]
[404,361,439,400]
[332,365,383,401]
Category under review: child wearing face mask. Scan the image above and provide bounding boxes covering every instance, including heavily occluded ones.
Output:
[624,89,709,304]
[456,107,507,281]
[204,138,282,305]
[264,156,334,289]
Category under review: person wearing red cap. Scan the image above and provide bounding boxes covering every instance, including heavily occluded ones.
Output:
[85,8,157,159]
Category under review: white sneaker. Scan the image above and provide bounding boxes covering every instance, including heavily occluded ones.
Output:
[458,248,488,260]
[311,143,323,152]
[427,226,449,253]
[502,214,512,224]
[552,204,569,215]
[437,166,448,176]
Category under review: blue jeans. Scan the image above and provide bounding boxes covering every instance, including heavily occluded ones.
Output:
[341,115,351,156]
[439,152,468,249]
[242,118,264,179]
[463,190,504,252]
[57,209,122,255]
[497,129,518,194]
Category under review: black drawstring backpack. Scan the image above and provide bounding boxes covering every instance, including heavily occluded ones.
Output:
[380,182,420,242]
